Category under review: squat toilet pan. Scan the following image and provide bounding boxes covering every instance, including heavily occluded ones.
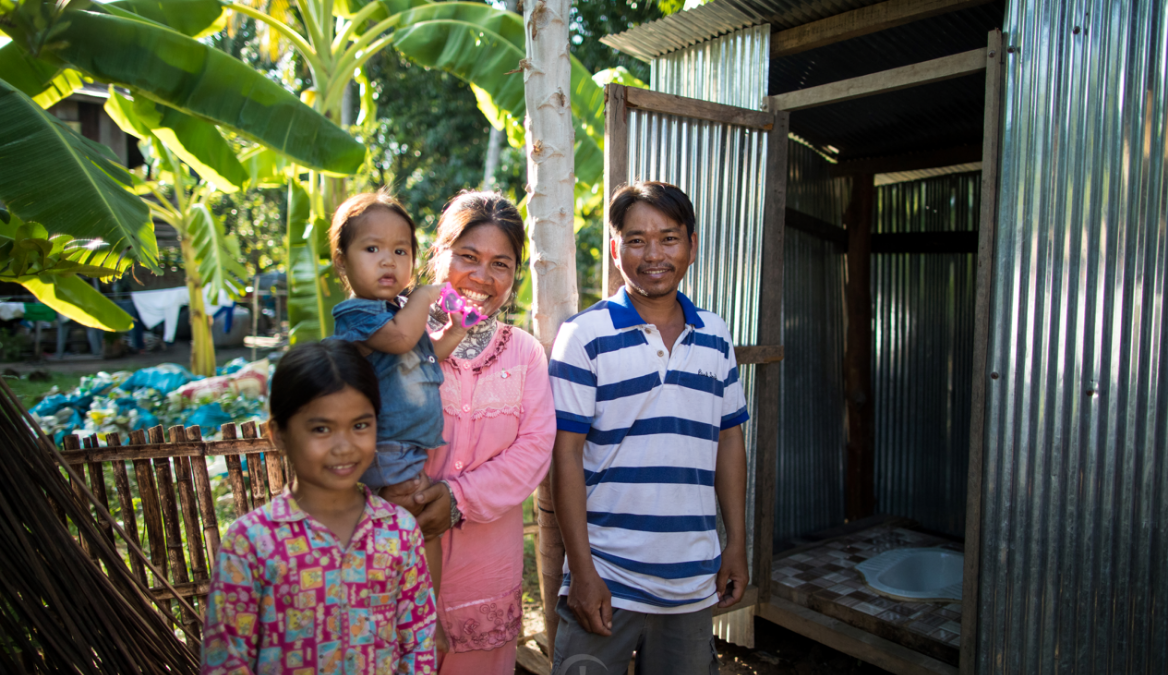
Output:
[856,548,963,602]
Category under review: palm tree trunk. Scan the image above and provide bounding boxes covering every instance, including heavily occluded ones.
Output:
[523,0,576,657]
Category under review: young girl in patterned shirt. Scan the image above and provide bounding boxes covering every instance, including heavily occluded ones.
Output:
[201,341,436,674]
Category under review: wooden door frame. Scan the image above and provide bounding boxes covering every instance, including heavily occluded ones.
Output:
[759,30,1003,675]
[601,83,786,608]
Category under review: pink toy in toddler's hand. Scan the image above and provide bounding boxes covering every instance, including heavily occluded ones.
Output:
[438,282,487,328]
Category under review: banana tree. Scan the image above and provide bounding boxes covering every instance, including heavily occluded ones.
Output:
[0,0,363,329]
[104,89,253,376]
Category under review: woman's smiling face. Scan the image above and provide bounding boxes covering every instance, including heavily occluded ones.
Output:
[433,224,517,318]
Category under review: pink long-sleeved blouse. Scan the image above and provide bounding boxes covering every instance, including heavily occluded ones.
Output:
[424,324,556,662]
[201,489,437,675]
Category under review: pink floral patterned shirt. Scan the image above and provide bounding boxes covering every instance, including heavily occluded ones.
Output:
[201,489,436,675]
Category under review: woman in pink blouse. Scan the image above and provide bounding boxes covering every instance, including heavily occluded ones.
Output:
[413,192,556,674]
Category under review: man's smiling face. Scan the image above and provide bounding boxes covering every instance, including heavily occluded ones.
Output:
[612,201,697,298]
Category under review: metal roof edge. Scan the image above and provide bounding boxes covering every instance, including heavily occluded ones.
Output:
[599,0,767,61]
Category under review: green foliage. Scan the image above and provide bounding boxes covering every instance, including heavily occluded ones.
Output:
[0,77,157,272]
[19,275,134,331]
[190,203,249,299]
[570,0,666,84]
[285,179,343,343]
[0,328,29,362]
[10,6,365,174]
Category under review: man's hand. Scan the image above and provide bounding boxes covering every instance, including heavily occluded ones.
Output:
[715,541,748,608]
[412,482,453,539]
[567,568,613,636]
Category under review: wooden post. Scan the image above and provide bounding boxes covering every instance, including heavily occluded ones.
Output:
[220,423,252,517]
[602,84,630,298]
[170,426,207,584]
[83,435,116,549]
[106,432,148,585]
[960,29,1003,675]
[242,421,269,506]
[186,426,222,560]
[62,434,94,559]
[751,111,789,604]
[149,424,197,644]
[844,173,876,521]
[129,428,168,584]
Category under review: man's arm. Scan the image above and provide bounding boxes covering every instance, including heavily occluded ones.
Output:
[361,284,442,355]
[714,424,748,608]
[552,429,613,636]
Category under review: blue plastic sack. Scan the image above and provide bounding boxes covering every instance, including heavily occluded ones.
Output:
[51,408,82,445]
[30,392,92,416]
[185,402,234,432]
[216,357,249,376]
[117,364,200,395]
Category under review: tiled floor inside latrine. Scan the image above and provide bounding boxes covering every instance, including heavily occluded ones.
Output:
[771,521,963,665]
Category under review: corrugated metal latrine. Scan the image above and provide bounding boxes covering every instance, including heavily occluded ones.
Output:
[774,142,850,546]
[872,173,979,538]
[977,1,1168,673]
[636,26,771,570]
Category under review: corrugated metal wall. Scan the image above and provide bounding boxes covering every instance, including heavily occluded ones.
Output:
[650,25,771,110]
[646,28,770,571]
[774,142,850,545]
[977,1,1168,673]
[872,173,979,538]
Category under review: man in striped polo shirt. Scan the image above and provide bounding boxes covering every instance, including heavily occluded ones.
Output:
[549,181,748,674]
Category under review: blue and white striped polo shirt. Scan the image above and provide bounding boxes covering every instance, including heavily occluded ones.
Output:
[549,288,749,614]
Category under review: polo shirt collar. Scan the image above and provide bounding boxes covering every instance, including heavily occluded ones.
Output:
[608,287,705,330]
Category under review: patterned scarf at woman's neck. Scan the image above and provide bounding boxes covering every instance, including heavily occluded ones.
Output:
[429,307,499,361]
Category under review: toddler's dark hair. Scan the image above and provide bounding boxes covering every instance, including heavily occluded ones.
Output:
[268,341,380,430]
[330,189,419,288]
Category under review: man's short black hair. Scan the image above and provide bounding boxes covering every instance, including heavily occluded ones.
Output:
[608,181,696,238]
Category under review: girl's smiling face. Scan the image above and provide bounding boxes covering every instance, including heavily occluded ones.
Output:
[337,208,415,301]
[432,224,517,318]
[271,385,377,500]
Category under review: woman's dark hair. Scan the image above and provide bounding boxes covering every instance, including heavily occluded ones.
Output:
[608,181,696,238]
[330,189,419,288]
[424,191,526,282]
[268,341,380,430]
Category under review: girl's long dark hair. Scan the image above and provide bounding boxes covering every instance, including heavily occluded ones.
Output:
[268,341,380,429]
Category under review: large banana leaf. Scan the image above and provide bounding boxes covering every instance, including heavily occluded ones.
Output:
[104,0,227,38]
[0,41,80,105]
[0,77,157,270]
[105,88,249,192]
[390,4,605,186]
[40,9,364,175]
[286,179,342,343]
[18,274,134,331]
[189,202,248,299]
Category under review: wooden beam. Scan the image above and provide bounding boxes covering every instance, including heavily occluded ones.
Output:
[786,208,848,249]
[960,29,1003,675]
[713,584,758,617]
[750,111,788,605]
[603,84,630,298]
[770,48,987,111]
[625,86,774,130]
[770,0,995,58]
[871,231,979,254]
[759,598,959,675]
[735,345,785,365]
[844,174,876,521]
[831,145,982,177]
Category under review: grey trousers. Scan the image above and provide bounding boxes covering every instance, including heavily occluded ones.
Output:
[552,597,719,675]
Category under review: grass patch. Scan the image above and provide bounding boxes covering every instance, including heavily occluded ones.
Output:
[4,372,83,411]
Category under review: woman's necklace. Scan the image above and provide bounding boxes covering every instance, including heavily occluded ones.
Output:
[429,307,499,360]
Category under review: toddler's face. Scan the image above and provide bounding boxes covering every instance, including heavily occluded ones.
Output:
[339,208,414,301]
